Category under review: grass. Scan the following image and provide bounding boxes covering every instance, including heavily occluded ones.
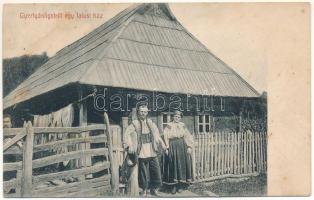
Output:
[189,174,267,197]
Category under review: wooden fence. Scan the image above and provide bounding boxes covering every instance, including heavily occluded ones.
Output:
[3,113,119,198]
[193,131,267,182]
[3,120,267,197]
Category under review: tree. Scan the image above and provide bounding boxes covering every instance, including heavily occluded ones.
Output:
[3,52,49,97]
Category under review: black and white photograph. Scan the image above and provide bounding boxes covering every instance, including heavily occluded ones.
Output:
[2,1,310,198]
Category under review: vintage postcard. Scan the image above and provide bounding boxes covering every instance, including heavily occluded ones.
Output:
[1,1,311,197]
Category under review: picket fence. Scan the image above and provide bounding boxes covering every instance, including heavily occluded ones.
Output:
[193,131,267,182]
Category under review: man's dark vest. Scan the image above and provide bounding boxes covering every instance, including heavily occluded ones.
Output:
[132,119,154,155]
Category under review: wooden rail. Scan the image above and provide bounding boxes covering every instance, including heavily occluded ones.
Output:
[3,116,116,198]
[32,124,106,134]
[32,162,110,184]
[3,128,24,136]
[32,148,109,169]
[34,135,107,151]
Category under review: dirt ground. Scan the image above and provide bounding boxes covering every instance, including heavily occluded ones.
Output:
[34,174,266,197]
[188,174,267,197]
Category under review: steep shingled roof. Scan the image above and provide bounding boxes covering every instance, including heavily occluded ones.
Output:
[4,3,259,109]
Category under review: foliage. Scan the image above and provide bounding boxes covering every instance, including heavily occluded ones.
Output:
[3,52,49,97]
[213,116,240,132]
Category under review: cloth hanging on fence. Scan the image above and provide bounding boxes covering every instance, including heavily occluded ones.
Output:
[33,113,53,127]
[33,104,75,166]
[33,104,74,128]
[33,113,53,144]
[61,104,75,127]
[51,104,75,167]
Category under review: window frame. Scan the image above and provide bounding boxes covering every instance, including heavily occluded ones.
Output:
[161,112,174,130]
[198,113,211,133]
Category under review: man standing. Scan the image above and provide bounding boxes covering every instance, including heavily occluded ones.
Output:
[3,114,13,128]
[3,114,23,148]
[124,103,166,196]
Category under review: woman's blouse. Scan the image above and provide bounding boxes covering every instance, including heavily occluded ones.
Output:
[163,121,194,149]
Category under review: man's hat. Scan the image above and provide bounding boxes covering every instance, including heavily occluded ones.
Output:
[136,101,149,110]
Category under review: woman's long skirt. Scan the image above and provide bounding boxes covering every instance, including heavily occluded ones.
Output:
[163,137,193,184]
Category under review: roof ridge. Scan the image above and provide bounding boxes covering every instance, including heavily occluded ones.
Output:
[137,3,176,20]
[78,4,178,84]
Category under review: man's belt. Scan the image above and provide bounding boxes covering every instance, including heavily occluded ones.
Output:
[141,134,152,144]
[169,137,184,140]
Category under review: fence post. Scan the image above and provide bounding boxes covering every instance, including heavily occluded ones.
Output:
[216,132,220,175]
[210,132,214,177]
[239,112,243,132]
[263,131,267,172]
[194,115,199,135]
[15,170,22,196]
[237,132,241,174]
[205,133,210,178]
[215,132,219,176]
[256,132,260,173]
[192,134,196,180]
[234,132,238,174]
[228,132,231,174]
[230,132,235,174]
[21,121,34,197]
[221,132,225,175]
[252,131,256,172]
[78,93,90,171]
[255,131,259,172]
[244,131,247,174]
[16,119,25,198]
[248,131,252,173]
[199,133,202,179]
[259,132,263,173]
[197,133,201,179]
[122,116,129,141]
[104,112,119,195]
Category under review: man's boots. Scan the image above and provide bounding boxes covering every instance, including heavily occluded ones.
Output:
[140,189,147,197]
[150,188,161,196]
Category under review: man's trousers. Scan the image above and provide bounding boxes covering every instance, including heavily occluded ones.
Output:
[138,156,162,190]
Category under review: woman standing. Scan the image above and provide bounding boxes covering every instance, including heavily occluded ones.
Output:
[163,110,194,194]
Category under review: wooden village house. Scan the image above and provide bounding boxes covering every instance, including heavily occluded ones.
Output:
[3,3,267,197]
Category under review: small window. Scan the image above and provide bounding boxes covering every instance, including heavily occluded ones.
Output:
[206,124,210,132]
[205,115,210,122]
[163,114,168,123]
[162,112,172,129]
[199,115,203,123]
[199,125,203,132]
[220,97,225,111]
[198,114,211,133]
